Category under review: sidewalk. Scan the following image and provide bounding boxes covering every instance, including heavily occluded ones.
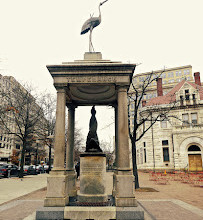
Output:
[0,172,202,220]
[0,174,48,205]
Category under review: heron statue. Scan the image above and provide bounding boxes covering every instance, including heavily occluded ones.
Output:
[81,0,108,52]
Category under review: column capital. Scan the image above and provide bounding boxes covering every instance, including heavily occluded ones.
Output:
[116,86,128,93]
[67,103,77,110]
[56,87,66,93]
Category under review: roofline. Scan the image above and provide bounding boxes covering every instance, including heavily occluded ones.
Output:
[133,65,192,78]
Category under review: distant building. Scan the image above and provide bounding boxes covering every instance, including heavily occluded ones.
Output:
[0,74,48,164]
[132,65,193,99]
[135,72,203,171]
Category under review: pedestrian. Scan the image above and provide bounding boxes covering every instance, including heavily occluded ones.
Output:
[75,162,80,179]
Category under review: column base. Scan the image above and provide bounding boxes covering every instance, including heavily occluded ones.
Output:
[44,196,69,207]
[44,170,69,207]
[114,170,138,207]
[112,172,116,197]
[115,197,138,207]
[66,170,77,197]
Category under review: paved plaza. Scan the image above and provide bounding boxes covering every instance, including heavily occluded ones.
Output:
[0,172,202,219]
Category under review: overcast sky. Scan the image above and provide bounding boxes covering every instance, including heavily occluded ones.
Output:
[0,0,203,146]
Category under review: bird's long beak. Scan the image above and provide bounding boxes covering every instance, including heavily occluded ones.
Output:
[100,0,108,6]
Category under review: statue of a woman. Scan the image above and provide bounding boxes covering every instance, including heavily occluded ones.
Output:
[86,106,102,152]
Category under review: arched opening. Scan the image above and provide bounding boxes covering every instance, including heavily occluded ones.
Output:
[188,145,202,171]
[188,145,201,151]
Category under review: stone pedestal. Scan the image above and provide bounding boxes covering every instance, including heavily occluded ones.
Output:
[77,153,108,203]
[66,170,77,197]
[114,170,138,207]
[44,170,69,207]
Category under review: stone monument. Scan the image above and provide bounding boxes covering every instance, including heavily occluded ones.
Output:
[36,1,144,219]
[36,52,144,220]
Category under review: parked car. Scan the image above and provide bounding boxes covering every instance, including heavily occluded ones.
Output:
[43,165,49,173]
[36,165,43,174]
[27,165,37,175]
[23,165,30,175]
[0,164,19,178]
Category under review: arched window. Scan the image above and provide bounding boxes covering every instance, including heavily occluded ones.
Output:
[188,145,201,151]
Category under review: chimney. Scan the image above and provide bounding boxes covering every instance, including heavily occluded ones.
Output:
[142,100,146,107]
[194,72,201,86]
[156,78,163,96]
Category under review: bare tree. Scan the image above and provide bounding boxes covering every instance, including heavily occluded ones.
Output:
[0,82,46,178]
[37,93,56,172]
[128,70,178,188]
[100,140,114,169]
[73,126,84,163]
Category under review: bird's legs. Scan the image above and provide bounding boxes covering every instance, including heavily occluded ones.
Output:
[89,27,95,52]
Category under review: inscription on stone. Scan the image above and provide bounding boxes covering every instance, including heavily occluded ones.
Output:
[66,76,116,83]
[81,163,103,176]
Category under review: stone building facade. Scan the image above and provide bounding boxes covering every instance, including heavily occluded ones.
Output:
[0,74,48,164]
[135,72,203,171]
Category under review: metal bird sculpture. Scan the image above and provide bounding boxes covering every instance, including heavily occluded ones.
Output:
[81,0,108,52]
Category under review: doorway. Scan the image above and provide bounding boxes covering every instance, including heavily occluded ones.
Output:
[188,145,202,171]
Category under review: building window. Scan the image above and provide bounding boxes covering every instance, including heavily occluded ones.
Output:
[163,148,170,162]
[16,144,20,149]
[182,113,189,126]
[168,79,174,83]
[168,72,174,78]
[191,113,197,124]
[162,140,169,146]
[143,142,147,163]
[188,145,201,151]
[185,90,190,100]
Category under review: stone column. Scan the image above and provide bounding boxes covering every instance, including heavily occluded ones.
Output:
[112,104,118,197]
[66,104,77,197]
[115,104,118,168]
[53,88,66,170]
[114,86,137,207]
[44,88,69,207]
[117,86,130,169]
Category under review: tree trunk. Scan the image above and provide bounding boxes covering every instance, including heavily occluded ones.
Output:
[35,148,38,166]
[48,144,52,173]
[19,142,26,178]
[131,139,139,189]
